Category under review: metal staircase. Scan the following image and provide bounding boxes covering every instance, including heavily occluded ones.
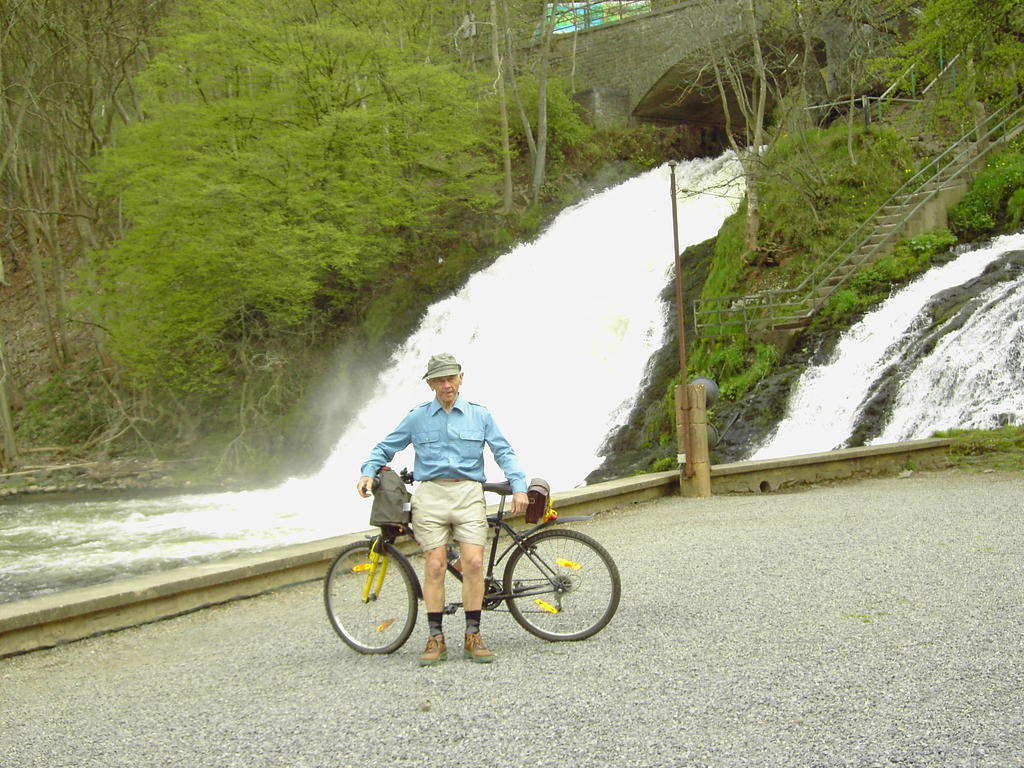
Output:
[692,97,1024,339]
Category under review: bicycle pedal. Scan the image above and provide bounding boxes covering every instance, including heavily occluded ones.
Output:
[534,599,559,614]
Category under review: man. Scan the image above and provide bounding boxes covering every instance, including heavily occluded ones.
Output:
[356,352,529,666]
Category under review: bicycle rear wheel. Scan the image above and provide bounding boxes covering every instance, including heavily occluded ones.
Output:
[324,539,418,654]
[503,528,620,641]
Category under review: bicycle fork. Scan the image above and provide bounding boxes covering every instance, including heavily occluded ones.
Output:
[356,537,388,603]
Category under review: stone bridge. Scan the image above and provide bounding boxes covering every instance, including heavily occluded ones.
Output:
[540,1,883,132]
[546,1,735,130]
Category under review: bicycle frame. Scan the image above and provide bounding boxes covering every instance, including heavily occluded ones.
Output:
[439,494,595,614]
[367,491,594,613]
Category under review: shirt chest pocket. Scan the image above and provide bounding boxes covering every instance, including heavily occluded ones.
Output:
[412,431,441,458]
[456,430,484,458]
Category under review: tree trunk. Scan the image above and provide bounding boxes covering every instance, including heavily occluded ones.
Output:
[741,0,767,255]
[847,69,859,166]
[502,0,536,162]
[490,0,513,213]
[530,3,556,205]
[0,333,18,470]
[16,157,63,367]
[41,149,72,363]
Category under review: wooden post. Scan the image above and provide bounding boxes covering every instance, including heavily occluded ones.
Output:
[687,382,712,497]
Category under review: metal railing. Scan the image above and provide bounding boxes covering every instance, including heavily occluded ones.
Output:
[693,95,1024,339]
[548,1,653,35]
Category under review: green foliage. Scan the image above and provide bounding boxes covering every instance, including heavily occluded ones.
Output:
[508,76,591,163]
[87,0,502,397]
[949,150,1024,239]
[699,203,747,300]
[696,342,779,402]
[897,0,1024,105]
[816,229,957,325]
[936,425,1024,471]
[18,367,113,447]
[1007,188,1024,227]
[700,124,912,303]
[649,456,675,472]
[757,126,914,279]
[586,123,704,172]
[727,343,779,401]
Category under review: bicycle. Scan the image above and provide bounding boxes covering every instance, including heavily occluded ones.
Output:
[324,477,621,653]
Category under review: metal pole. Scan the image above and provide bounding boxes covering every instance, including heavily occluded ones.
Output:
[669,161,693,481]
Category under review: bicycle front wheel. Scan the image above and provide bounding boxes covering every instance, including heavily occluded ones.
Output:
[324,539,418,654]
[503,528,620,641]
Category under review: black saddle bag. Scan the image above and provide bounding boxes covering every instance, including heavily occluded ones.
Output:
[369,466,412,527]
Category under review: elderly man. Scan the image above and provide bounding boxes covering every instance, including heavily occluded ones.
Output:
[356,352,529,665]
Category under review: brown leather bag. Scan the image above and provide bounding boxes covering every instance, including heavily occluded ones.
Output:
[524,477,551,524]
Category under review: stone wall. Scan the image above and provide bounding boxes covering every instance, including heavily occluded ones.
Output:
[545,2,711,126]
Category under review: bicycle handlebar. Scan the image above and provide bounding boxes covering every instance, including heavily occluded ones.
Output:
[390,468,513,496]
[482,480,514,496]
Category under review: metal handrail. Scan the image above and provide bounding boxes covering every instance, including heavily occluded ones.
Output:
[693,95,1024,337]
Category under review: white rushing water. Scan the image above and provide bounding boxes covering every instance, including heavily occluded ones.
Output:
[874,266,1024,441]
[751,232,1024,459]
[0,154,743,601]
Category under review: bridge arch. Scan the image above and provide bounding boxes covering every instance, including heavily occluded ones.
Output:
[542,2,880,132]
[546,2,737,129]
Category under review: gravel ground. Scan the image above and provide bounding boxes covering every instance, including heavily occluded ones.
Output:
[1,470,1022,768]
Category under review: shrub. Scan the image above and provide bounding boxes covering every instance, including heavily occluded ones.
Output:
[949,150,1024,238]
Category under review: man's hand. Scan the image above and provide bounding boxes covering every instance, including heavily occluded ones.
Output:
[511,491,529,517]
[356,476,374,498]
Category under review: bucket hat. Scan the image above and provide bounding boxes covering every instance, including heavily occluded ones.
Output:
[423,352,462,380]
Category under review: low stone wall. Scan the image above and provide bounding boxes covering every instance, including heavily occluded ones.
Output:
[704,438,951,494]
[0,438,950,657]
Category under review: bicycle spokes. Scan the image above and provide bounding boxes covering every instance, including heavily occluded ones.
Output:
[503,529,620,642]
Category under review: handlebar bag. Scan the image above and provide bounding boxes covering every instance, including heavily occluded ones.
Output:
[370,466,412,527]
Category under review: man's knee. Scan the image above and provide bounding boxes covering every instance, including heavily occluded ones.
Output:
[423,549,447,581]
[459,545,484,574]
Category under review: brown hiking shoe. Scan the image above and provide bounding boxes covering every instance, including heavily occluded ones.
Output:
[463,632,495,663]
[419,634,447,667]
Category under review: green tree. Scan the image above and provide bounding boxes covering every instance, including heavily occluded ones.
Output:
[88,0,501,405]
[900,0,1024,105]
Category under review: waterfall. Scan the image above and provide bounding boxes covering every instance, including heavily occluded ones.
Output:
[301,153,743,512]
[0,153,743,602]
[750,232,1024,460]
[874,266,1024,441]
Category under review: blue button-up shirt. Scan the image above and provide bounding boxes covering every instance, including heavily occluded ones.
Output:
[360,396,527,494]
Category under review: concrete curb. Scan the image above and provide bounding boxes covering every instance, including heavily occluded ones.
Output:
[0,438,951,657]
[705,437,953,494]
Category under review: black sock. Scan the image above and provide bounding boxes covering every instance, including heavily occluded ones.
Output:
[427,612,443,637]
[465,610,481,635]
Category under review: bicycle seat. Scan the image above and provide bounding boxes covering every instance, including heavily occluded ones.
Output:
[483,480,513,496]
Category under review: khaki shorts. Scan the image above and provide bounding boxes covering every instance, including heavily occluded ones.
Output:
[411,479,487,552]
